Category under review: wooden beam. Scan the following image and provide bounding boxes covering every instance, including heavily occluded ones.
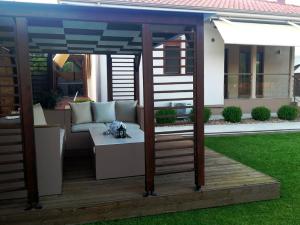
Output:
[0,2,203,25]
[134,54,141,103]
[15,17,40,206]
[107,55,113,101]
[82,55,88,97]
[142,24,155,195]
[194,20,205,189]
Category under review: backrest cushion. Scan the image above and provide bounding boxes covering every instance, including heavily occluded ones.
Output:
[33,103,47,126]
[92,101,116,123]
[69,102,92,124]
[115,100,137,123]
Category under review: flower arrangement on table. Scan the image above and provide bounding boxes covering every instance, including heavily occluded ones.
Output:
[104,121,127,138]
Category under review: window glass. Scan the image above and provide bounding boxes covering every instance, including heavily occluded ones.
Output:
[238,46,251,98]
[55,55,84,97]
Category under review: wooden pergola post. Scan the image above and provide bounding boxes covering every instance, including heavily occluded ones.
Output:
[194,21,205,190]
[107,54,113,101]
[134,54,141,103]
[142,24,155,196]
[15,17,40,208]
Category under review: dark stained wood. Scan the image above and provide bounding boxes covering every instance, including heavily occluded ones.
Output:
[0,149,280,225]
[134,54,141,103]
[107,55,113,101]
[0,1,203,25]
[82,55,89,97]
[194,21,205,188]
[15,17,39,205]
[142,24,155,194]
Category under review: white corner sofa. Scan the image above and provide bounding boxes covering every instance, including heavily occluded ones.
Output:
[64,100,144,150]
[33,103,65,196]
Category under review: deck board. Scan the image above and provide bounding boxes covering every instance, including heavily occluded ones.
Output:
[0,148,280,225]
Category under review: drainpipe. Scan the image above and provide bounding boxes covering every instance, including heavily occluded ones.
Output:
[289,47,295,101]
[251,46,257,99]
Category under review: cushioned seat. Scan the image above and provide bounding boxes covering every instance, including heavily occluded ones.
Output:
[72,123,107,133]
[105,122,140,131]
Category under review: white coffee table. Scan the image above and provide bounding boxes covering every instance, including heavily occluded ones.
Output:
[89,127,145,180]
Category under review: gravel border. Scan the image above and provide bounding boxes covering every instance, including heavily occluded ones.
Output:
[207,117,300,125]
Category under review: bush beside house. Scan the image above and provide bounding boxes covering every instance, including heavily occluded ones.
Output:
[251,106,271,121]
[155,109,177,124]
[277,105,299,121]
[190,107,211,123]
[222,106,242,123]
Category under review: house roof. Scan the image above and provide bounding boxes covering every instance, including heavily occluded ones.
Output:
[63,0,300,17]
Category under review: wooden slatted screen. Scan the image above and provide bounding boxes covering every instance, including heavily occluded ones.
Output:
[143,24,204,193]
[110,55,136,101]
[0,17,27,200]
[152,28,196,177]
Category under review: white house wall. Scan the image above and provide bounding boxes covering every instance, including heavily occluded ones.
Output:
[88,54,101,102]
[204,20,225,106]
[99,55,108,102]
[88,54,109,102]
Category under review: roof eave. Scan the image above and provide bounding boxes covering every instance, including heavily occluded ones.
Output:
[94,1,300,21]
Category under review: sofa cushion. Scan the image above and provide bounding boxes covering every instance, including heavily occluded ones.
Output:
[115,100,137,123]
[69,102,92,124]
[92,101,116,123]
[33,103,47,126]
[72,123,107,133]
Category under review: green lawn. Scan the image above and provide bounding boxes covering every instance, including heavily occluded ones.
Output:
[87,133,300,225]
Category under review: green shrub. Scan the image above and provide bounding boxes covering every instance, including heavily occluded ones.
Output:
[277,105,299,121]
[37,90,60,109]
[74,98,93,103]
[222,106,242,123]
[189,107,211,123]
[155,109,177,124]
[251,106,271,121]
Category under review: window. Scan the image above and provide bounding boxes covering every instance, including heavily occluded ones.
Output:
[164,41,181,74]
[55,55,86,97]
[256,47,264,98]
[238,46,251,98]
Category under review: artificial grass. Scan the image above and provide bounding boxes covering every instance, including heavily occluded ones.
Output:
[87,133,300,225]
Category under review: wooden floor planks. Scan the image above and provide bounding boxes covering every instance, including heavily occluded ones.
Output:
[0,148,280,225]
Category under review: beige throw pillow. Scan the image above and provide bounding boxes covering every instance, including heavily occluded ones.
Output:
[115,100,137,123]
[92,101,116,123]
[69,102,92,124]
[33,103,47,126]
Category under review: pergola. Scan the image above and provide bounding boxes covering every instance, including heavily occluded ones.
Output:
[0,1,204,207]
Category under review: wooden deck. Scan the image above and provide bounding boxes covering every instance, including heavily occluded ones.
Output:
[0,149,280,225]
